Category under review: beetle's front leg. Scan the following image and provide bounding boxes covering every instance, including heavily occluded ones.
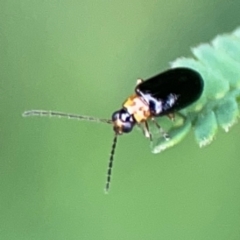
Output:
[139,121,152,142]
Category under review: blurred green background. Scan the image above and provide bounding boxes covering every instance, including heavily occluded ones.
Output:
[1,1,240,239]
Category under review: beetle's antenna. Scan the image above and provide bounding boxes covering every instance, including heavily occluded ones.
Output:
[105,133,118,193]
[22,110,112,124]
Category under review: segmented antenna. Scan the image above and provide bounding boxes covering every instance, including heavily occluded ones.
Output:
[22,110,112,124]
[105,134,118,193]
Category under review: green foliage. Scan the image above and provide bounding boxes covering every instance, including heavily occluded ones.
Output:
[152,28,240,153]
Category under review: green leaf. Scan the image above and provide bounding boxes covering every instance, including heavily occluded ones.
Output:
[152,27,240,153]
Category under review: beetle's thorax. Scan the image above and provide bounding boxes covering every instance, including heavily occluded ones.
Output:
[123,94,151,123]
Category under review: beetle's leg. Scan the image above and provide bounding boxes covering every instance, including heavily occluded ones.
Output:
[151,117,170,140]
[167,113,175,121]
[175,112,186,120]
[142,121,152,141]
[136,78,144,86]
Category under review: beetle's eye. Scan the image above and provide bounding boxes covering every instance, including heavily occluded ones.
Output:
[112,109,135,133]
[112,109,131,122]
[111,110,120,122]
[121,121,134,133]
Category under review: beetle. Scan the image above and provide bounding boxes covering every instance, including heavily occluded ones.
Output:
[23,67,204,193]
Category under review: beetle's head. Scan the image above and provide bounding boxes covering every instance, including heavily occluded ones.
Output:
[111,109,136,135]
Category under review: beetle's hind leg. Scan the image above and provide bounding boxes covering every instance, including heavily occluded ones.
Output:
[175,112,187,120]
[168,112,187,122]
[167,113,175,121]
[151,117,170,141]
